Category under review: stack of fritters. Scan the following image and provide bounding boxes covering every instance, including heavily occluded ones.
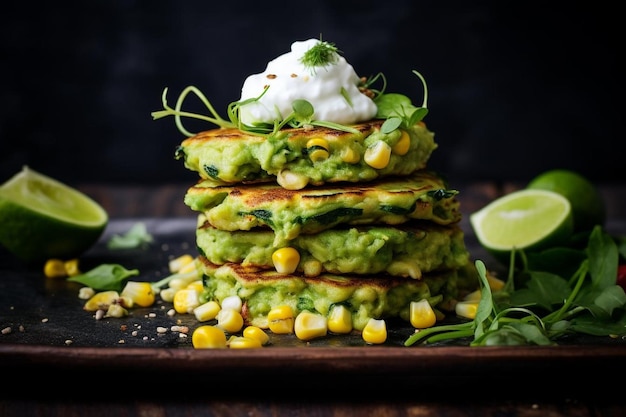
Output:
[176,119,475,330]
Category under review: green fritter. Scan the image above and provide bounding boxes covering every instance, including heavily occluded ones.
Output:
[195,217,469,279]
[175,120,437,189]
[185,170,461,246]
[198,257,478,331]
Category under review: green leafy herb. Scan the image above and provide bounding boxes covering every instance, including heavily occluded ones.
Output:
[405,225,626,347]
[107,222,154,250]
[67,264,140,292]
[299,39,339,70]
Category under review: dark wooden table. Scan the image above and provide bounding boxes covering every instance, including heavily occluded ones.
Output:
[1,180,625,417]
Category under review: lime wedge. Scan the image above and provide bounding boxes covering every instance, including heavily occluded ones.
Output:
[0,166,108,263]
[526,169,606,233]
[470,189,574,257]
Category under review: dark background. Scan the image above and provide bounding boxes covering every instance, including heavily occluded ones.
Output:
[1,1,624,188]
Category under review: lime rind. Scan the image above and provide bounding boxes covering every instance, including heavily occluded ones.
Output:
[470,189,574,254]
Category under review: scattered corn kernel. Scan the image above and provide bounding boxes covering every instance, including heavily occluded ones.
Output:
[104,303,128,318]
[159,287,177,303]
[487,274,505,291]
[294,310,328,341]
[306,138,330,162]
[78,287,95,300]
[228,336,263,349]
[455,301,478,319]
[464,289,482,302]
[327,305,353,334]
[64,259,81,276]
[216,308,244,333]
[173,288,201,314]
[192,325,227,349]
[267,305,295,334]
[221,295,242,312]
[186,280,204,293]
[364,140,391,169]
[302,259,322,277]
[168,269,201,290]
[410,299,437,329]
[391,130,411,155]
[83,291,120,312]
[120,281,155,307]
[169,254,195,273]
[243,325,270,345]
[44,259,66,279]
[272,247,300,274]
[362,318,387,344]
[193,300,221,322]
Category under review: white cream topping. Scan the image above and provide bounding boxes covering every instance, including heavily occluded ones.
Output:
[238,39,377,126]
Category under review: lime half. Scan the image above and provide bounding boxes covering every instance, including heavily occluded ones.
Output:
[0,166,108,263]
[470,189,574,258]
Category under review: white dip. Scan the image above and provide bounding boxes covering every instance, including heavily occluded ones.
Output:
[238,39,377,126]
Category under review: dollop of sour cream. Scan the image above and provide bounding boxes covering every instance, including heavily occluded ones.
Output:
[238,39,378,126]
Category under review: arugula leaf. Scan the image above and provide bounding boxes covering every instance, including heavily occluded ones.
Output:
[67,264,139,292]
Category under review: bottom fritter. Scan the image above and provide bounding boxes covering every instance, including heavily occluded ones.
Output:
[198,256,478,331]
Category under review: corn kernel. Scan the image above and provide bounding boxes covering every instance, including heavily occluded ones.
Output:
[173,288,200,314]
[391,130,411,155]
[327,305,353,334]
[277,169,309,190]
[193,300,221,322]
[120,281,156,307]
[168,269,201,290]
[83,291,120,312]
[104,303,128,318]
[216,308,244,333]
[340,146,360,164]
[243,325,270,345]
[294,311,328,341]
[185,280,204,293]
[364,140,391,169]
[410,299,437,329]
[169,254,195,273]
[78,287,95,300]
[228,336,263,349]
[64,259,81,276]
[44,259,66,279]
[159,287,177,303]
[272,247,300,274]
[455,301,478,319]
[192,325,227,349]
[302,260,322,277]
[464,289,482,302]
[221,295,242,312]
[306,138,330,162]
[267,305,295,334]
[362,318,387,344]
[487,274,505,291]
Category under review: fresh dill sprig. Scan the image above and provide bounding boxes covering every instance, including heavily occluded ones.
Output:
[300,40,340,69]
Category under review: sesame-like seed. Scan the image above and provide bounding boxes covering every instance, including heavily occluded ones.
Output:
[65,340,73,346]
[120,324,128,331]
[95,310,105,320]
[179,333,188,339]
[41,318,49,323]
[132,330,138,336]
[167,309,176,317]
[118,340,125,344]
[291,73,298,78]
[156,327,168,334]
[148,312,157,318]
[143,336,149,341]
[1,327,11,335]
[18,325,24,332]
[266,74,277,79]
